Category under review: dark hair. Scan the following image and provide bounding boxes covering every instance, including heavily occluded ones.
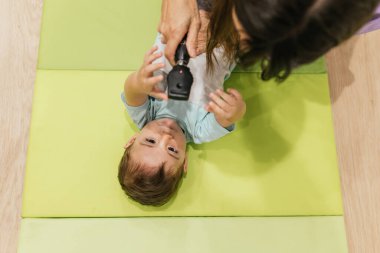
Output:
[206,0,239,72]
[207,0,380,81]
[118,145,183,206]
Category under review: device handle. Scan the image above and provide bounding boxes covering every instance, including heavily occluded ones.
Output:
[174,35,190,65]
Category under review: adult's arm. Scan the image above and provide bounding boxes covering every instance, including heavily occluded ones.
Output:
[158,0,200,65]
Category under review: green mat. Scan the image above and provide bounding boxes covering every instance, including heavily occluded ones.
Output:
[22,70,342,217]
[37,0,326,73]
[18,217,348,253]
[20,0,346,250]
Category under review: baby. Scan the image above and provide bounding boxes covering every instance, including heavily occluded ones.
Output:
[118,34,246,207]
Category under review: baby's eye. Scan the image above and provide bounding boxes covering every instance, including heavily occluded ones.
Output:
[145,138,156,144]
[168,146,178,154]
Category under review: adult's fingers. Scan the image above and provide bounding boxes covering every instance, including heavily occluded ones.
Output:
[195,10,209,55]
[158,20,167,44]
[165,31,187,65]
[186,17,201,58]
[161,34,167,44]
[158,0,168,33]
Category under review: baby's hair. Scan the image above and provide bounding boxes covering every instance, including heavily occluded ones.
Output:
[118,144,184,206]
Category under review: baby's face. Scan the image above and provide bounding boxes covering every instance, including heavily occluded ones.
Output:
[129,118,187,174]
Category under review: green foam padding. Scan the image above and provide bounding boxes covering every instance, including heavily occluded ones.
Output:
[22,70,342,217]
[37,0,326,73]
[234,57,326,73]
[18,217,348,253]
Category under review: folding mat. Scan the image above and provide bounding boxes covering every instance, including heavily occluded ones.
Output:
[18,217,347,253]
[19,0,348,251]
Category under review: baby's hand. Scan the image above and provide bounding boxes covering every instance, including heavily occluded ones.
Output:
[206,88,246,128]
[135,46,168,100]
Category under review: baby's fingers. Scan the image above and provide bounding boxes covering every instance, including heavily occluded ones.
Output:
[150,91,168,100]
[146,51,163,65]
[215,89,235,105]
[144,45,159,63]
[227,88,243,101]
[206,101,226,116]
[209,92,229,110]
[144,63,165,75]
[145,74,164,86]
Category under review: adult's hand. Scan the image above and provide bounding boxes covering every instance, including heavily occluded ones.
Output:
[158,0,200,65]
[196,10,210,55]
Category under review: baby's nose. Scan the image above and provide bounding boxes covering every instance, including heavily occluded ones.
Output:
[159,125,173,134]
[159,133,174,148]
[161,131,173,139]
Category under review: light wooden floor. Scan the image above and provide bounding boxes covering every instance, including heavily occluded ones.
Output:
[0,1,379,253]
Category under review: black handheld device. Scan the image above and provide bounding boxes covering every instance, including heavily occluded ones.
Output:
[166,36,194,100]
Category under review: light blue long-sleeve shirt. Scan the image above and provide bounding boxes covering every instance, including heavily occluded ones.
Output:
[122,33,236,144]
[121,94,234,144]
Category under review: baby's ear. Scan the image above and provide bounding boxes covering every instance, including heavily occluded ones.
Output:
[124,134,138,149]
[183,154,189,174]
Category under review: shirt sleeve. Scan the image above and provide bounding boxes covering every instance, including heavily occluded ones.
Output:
[193,113,235,144]
[121,92,151,129]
